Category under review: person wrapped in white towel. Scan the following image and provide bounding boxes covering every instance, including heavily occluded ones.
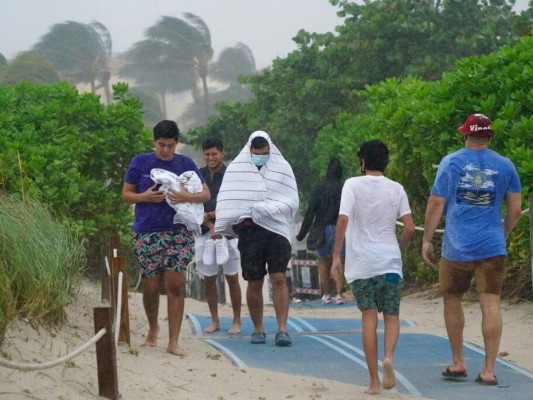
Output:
[215,130,299,347]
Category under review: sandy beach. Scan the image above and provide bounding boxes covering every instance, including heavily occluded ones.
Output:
[1,279,532,400]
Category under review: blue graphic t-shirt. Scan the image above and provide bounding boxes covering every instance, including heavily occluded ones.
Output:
[124,152,205,233]
[431,148,521,262]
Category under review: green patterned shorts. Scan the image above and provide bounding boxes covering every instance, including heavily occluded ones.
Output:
[350,273,403,316]
[132,226,195,278]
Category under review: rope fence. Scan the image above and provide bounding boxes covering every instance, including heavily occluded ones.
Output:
[115,271,123,345]
[395,207,530,233]
[104,255,127,346]
[0,237,128,399]
[0,328,107,370]
[0,206,529,396]
[294,206,532,299]
[134,270,142,291]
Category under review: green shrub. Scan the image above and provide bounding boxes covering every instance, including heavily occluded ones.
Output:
[314,37,533,299]
[0,81,152,274]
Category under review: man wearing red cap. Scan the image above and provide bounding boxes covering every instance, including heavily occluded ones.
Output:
[421,114,522,386]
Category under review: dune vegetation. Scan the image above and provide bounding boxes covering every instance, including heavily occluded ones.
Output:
[0,194,86,343]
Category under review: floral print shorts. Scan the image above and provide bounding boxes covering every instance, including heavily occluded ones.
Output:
[132,226,195,278]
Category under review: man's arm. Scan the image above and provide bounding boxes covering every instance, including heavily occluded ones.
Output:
[399,213,415,250]
[332,214,348,283]
[203,211,219,238]
[121,182,166,204]
[421,195,445,267]
[168,183,211,204]
[503,192,522,237]
[296,190,319,240]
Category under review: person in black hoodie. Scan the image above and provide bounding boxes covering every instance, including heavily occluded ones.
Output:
[296,157,346,304]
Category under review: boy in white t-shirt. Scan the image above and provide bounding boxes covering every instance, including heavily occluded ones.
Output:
[332,140,415,395]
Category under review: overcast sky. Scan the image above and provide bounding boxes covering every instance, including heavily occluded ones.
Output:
[1,1,530,69]
[0,0,346,69]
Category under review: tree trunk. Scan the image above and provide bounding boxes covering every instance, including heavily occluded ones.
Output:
[103,83,112,105]
[102,71,112,105]
[160,92,167,119]
[200,74,209,124]
[190,83,201,105]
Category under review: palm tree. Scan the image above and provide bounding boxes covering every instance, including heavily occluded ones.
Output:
[129,87,166,127]
[120,14,213,121]
[33,21,113,103]
[182,13,213,122]
[210,42,256,84]
[179,42,256,129]
[0,52,60,85]
[89,21,113,103]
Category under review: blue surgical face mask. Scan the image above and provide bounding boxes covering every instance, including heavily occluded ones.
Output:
[251,154,269,167]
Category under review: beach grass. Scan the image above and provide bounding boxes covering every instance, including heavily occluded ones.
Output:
[0,194,86,343]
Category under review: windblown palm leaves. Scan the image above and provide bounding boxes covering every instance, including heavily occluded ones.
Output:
[129,87,166,127]
[121,14,213,120]
[0,52,60,85]
[210,42,256,84]
[33,21,112,103]
[180,42,256,130]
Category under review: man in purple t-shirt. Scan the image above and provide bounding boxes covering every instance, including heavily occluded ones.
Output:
[422,114,522,386]
[122,120,210,356]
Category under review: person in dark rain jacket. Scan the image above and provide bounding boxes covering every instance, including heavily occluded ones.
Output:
[296,157,346,305]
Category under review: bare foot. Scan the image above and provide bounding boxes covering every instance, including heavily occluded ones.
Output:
[382,358,396,390]
[227,322,241,334]
[142,325,160,347]
[167,344,187,357]
[203,322,220,334]
[364,384,381,395]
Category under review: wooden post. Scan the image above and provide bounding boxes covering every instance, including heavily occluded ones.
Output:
[110,253,131,345]
[108,233,130,345]
[116,255,131,345]
[94,306,119,399]
[109,233,121,255]
[529,194,533,296]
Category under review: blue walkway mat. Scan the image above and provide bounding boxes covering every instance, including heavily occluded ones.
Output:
[188,314,415,337]
[187,314,533,400]
[290,297,357,309]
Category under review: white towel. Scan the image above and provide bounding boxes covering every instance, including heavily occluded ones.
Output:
[150,168,204,236]
[215,131,299,240]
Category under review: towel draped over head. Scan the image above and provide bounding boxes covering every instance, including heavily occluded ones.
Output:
[215,131,299,240]
[150,168,204,236]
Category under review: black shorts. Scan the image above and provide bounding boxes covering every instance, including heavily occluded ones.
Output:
[237,224,292,281]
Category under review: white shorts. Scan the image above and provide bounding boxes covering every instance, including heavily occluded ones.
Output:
[195,233,240,277]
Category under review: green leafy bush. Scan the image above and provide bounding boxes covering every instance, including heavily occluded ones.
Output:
[0,81,152,272]
[314,37,533,297]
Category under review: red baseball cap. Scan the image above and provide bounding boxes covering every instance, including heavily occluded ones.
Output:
[456,113,494,137]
